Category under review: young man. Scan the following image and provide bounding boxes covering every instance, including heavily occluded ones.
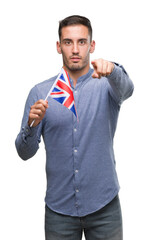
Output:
[15,15,134,240]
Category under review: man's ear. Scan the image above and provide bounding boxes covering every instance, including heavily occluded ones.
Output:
[56,41,62,54]
[90,40,95,53]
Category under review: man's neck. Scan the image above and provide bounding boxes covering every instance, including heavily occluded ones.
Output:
[64,65,90,88]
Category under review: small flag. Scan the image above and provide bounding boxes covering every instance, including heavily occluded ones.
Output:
[30,68,78,127]
[47,68,77,118]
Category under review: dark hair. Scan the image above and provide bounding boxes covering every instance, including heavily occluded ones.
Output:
[58,15,92,42]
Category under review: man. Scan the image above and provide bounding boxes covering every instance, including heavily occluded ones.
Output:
[15,15,134,240]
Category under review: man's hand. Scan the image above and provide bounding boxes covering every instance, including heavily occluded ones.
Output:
[28,99,49,127]
[91,58,114,79]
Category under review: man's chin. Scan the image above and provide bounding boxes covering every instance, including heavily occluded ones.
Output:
[67,64,84,72]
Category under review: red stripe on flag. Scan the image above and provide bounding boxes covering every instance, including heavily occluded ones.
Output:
[51,91,64,95]
[56,80,74,108]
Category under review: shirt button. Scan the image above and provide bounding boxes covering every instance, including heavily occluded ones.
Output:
[76,189,79,193]
[74,128,77,132]
[74,149,78,153]
[74,90,77,94]
[75,170,79,173]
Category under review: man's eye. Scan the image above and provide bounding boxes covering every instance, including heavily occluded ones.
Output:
[79,40,86,45]
[65,41,71,45]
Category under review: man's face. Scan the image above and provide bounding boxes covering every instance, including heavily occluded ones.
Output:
[57,24,95,72]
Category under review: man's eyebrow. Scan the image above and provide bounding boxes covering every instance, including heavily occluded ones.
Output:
[62,38,72,42]
[78,38,88,41]
[62,38,88,42]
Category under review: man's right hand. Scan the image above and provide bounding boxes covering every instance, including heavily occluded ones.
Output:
[28,99,49,127]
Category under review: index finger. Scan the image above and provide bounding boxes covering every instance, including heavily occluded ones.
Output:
[91,60,96,67]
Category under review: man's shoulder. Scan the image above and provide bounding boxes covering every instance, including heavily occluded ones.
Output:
[35,75,57,90]
[29,75,58,99]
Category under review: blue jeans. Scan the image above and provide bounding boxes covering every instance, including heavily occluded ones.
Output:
[45,195,123,240]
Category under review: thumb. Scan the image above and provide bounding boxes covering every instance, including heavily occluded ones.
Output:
[92,71,99,78]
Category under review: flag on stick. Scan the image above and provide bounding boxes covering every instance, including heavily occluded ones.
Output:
[30,68,78,127]
[47,68,78,118]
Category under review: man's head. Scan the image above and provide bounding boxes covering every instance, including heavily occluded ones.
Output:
[57,15,95,74]
[58,15,93,42]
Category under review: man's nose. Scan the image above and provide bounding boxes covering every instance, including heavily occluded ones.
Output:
[72,43,79,54]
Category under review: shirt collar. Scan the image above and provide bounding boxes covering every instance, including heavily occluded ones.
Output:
[69,68,93,88]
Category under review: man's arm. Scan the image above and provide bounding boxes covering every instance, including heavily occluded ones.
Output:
[91,58,134,104]
[15,86,48,160]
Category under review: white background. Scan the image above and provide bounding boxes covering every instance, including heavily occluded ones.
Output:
[0,0,149,239]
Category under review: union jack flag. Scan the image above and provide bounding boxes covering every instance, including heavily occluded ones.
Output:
[47,68,77,118]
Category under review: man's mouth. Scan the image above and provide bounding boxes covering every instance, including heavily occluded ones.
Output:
[70,57,81,62]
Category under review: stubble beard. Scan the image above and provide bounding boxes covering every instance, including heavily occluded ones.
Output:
[62,53,89,72]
